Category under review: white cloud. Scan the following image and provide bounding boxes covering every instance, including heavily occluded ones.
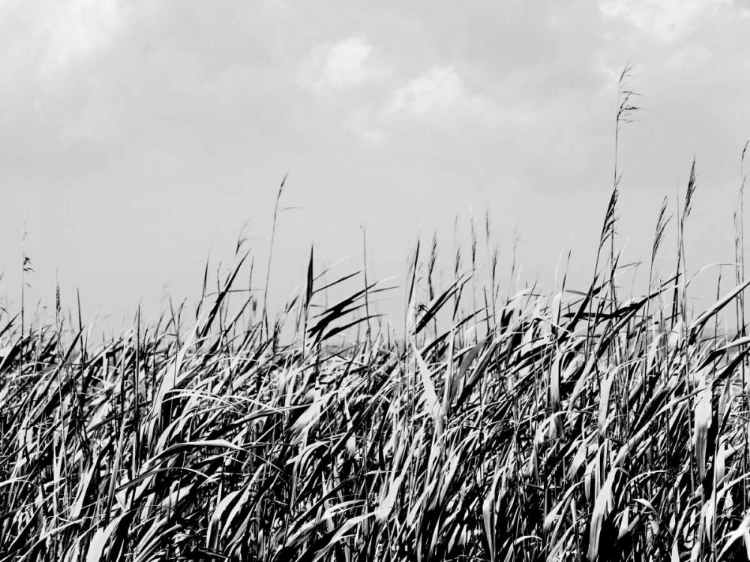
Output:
[344,111,388,146]
[341,65,506,145]
[41,0,126,76]
[0,0,127,80]
[301,36,375,92]
[599,0,728,43]
[357,128,388,146]
[383,65,499,127]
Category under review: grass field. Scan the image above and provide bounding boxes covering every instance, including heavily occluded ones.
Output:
[3,75,750,560]
[4,178,750,562]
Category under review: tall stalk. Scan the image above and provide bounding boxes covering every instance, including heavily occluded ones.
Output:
[262,174,288,339]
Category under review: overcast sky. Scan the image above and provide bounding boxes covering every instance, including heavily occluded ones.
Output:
[2,0,750,329]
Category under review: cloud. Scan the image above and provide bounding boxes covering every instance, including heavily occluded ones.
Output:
[0,0,128,82]
[355,128,388,146]
[343,111,388,146]
[301,36,376,92]
[42,0,125,75]
[341,65,506,146]
[599,0,731,43]
[383,65,499,127]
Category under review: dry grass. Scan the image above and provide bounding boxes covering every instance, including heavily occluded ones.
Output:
[3,71,750,561]
[3,209,750,562]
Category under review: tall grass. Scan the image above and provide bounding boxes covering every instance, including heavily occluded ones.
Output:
[3,187,750,561]
[3,87,750,561]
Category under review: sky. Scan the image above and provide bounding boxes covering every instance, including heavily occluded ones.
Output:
[1,0,750,331]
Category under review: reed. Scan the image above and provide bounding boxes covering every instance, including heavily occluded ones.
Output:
[3,78,750,562]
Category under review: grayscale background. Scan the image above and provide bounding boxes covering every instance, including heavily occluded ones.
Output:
[2,0,749,328]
